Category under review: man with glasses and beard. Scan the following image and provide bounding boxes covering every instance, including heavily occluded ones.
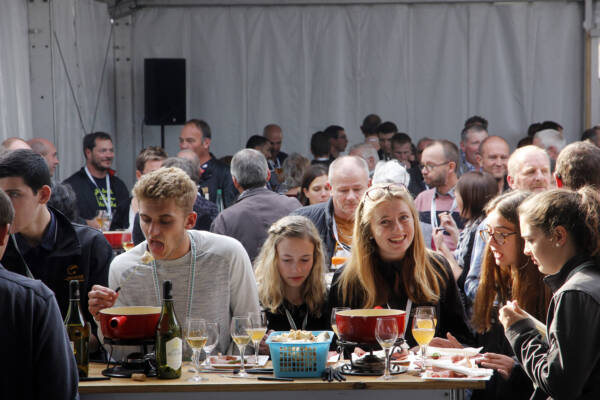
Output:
[414,140,463,251]
[63,132,130,230]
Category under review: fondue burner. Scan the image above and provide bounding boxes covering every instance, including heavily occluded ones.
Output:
[102,338,157,378]
[337,339,408,376]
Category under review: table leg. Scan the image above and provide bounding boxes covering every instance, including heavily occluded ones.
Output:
[450,389,464,400]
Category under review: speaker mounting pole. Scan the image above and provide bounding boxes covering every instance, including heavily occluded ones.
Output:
[160,124,165,149]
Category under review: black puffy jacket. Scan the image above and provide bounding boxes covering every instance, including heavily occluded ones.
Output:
[1,207,112,328]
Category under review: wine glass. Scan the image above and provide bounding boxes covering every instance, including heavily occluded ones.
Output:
[122,241,135,252]
[202,322,219,367]
[375,317,398,380]
[330,307,349,339]
[230,316,252,377]
[411,306,436,370]
[95,210,111,231]
[185,318,208,382]
[248,311,267,365]
[417,306,437,328]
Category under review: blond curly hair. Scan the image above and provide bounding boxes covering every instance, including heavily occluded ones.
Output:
[132,167,196,212]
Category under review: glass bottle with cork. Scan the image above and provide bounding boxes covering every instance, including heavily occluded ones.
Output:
[155,280,183,379]
[64,279,90,377]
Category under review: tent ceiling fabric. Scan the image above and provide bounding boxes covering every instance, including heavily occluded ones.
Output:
[132,1,583,167]
[99,0,583,19]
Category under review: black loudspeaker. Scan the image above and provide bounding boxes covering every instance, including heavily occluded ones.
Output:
[144,58,186,125]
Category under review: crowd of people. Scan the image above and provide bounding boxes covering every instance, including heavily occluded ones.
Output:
[1,114,600,399]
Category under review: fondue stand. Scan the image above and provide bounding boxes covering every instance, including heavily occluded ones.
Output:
[334,308,408,376]
[102,338,157,378]
[336,338,407,376]
[97,306,162,378]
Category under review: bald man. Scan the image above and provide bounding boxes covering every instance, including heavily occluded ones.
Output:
[465,145,553,300]
[477,136,510,194]
[28,138,59,177]
[292,155,370,266]
[507,145,553,192]
[263,124,287,170]
[1,138,31,152]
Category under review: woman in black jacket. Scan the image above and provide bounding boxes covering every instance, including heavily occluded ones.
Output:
[501,187,600,399]
[329,183,473,347]
[471,191,550,400]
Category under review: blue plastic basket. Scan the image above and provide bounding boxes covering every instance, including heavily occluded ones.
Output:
[266,331,333,378]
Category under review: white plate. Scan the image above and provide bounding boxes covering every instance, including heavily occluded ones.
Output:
[421,371,492,381]
[208,355,269,369]
[426,346,483,357]
[428,360,493,379]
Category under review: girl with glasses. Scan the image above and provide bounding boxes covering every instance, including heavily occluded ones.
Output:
[329,183,473,348]
[471,190,550,400]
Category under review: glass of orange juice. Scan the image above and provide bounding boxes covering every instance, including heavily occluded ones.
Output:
[411,306,436,370]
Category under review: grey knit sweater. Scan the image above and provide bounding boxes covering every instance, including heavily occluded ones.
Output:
[103,230,260,359]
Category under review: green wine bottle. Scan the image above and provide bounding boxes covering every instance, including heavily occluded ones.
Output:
[64,279,89,377]
[155,280,182,379]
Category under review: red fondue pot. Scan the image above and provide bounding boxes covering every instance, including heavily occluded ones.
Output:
[103,231,132,250]
[99,306,161,340]
[335,309,406,345]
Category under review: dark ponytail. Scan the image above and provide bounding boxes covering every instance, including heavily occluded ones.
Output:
[518,186,600,257]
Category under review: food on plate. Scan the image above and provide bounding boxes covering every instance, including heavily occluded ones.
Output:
[431,352,441,360]
[429,369,468,378]
[209,355,252,365]
[390,349,410,366]
[451,355,474,368]
[271,330,330,343]
[426,355,494,380]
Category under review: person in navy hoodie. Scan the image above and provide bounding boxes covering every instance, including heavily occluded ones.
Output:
[0,188,79,400]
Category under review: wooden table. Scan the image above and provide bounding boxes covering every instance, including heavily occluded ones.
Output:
[80,362,485,400]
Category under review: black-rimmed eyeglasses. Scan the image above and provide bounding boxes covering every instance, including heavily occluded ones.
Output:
[479,228,517,245]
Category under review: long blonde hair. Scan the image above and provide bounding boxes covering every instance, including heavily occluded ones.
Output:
[254,215,327,315]
[338,183,447,307]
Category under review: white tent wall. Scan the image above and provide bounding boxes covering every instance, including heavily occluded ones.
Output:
[0,0,592,190]
[0,0,32,141]
[50,0,116,181]
[0,0,115,182]
[133,1,583,179]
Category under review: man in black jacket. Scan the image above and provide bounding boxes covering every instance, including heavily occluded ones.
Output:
[0,188,79,400]
[292,156,370,267]
[0,150,112,335]
[63,132,130,230]
[179,119,237,207]
[263,123,288,170]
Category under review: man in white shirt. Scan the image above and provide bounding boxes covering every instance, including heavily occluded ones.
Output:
[88,167,260,357]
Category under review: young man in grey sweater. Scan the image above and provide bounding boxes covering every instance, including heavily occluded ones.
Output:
[88,167,260,359]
